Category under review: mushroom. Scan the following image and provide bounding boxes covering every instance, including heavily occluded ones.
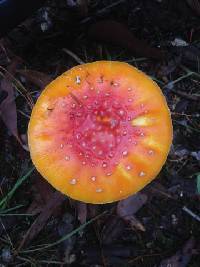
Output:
[28,61,173,204]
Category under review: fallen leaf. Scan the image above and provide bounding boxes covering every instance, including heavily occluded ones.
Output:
[17,69,52,89]
[0,90,8,105]
[26,175,54,215]
[88,20,165,60]
[128,216,146,231]
[0,79,19,138]
[17,191,66,251]
[0,38,11,65]
[159,237,195,267]
[117,193,148,217]
[66,0,89,18]
[191,151,200,161]
[172,45,200,71]
[117,193,147,231]
[186,0,200,16]
[147,181,175,200]
[158,56,181,77]
[0,59,22,145]
[171,38,188,47]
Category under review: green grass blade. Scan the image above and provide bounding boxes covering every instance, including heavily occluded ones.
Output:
[0,166,35,209]
[0,204,25,214]
[21,211,107,254]
[197,173,200,194]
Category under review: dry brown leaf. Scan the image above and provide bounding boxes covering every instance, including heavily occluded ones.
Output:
[26,176,55,215]
[17,69,52,89]
[117,193,148,217]
[0,59,22,145]
[17,191,66,251]
[0,39,10,64]
[67,0,89,18]
[128,216,146,232]
[117,193,147,231]
[88,20,165,60]
[159,237,195,267]
[186,0,200,16]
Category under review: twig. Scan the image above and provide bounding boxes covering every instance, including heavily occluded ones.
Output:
[80,0,127,24]
[180,65,200,79]
[0,41,10,62]
[17,109,31,119]
[16,256,36,266]
[0,218,14,248]
[38,260,68,265]
[0,204,24,214]
[170,89,200,101]
[182,206,200,222]
[174,119,200,133]
[163,72,193,89]
[126,57,147,63]
[171,112,200,117]
[62,48,85,64]
[20,211,107,254]
[0,213,34,216]
[0,66,34,108]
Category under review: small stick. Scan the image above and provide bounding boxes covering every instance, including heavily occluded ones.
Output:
[0,218,14,248]
[62,48,85,65]
[80,0,126,24]
[170,89,199,101]
[182,206,200,222]
[163,72,193,89]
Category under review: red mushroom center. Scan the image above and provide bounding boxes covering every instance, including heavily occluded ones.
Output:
[51,85,145,173]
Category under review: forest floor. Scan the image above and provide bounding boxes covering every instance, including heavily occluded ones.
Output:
[0,0,200,266]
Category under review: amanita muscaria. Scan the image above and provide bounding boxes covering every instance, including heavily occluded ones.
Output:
[28,61,173,204]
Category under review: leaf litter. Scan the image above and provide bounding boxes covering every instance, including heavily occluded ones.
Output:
[88,20,165,60]
[17,69,52,89]
[0,58,22,146]
[0,0,200,266]
[117,192,147,231]
[159,237,196,267]
[16,191,66,252]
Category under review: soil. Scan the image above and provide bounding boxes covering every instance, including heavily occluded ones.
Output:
[0,0,200,266]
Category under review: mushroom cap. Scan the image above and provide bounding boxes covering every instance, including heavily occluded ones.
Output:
[28,61,173,204]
